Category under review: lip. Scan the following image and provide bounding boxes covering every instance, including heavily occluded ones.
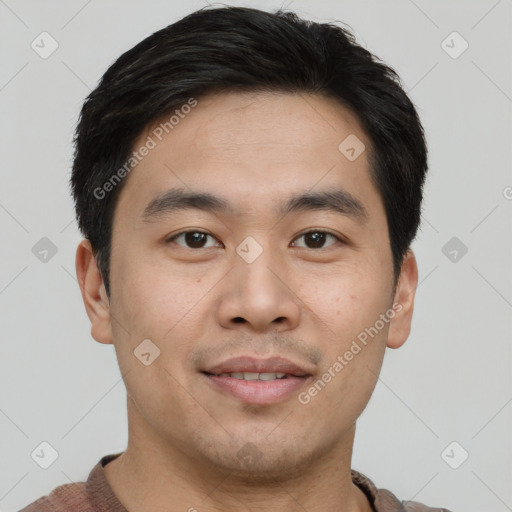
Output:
[203,373,311,405]
[202,356,314,377]
[201,355,314,405]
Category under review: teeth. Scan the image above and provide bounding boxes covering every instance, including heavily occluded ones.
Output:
[217,372,287,380]
[243,372,260,380]
[259,372,283,380]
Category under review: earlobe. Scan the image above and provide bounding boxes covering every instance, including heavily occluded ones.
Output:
[386,250,418,349]
[75,239,113,345]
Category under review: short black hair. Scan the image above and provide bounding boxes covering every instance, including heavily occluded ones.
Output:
[70,5,428,298]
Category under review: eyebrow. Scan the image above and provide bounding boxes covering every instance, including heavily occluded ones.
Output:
[141,186,368,223]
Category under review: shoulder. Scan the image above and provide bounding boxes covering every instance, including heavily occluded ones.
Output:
[351,469,453,512]
[375,488,453,512]
[17,453,123,512]
[18,481,88,512]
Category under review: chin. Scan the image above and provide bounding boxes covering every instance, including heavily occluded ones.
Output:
[195,436,326,483]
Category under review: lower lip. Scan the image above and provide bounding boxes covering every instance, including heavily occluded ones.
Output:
[203,373,309,405]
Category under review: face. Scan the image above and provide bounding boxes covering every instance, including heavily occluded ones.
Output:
[78,91,417,480]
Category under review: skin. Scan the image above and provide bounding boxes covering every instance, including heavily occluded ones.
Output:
[76,90,418,512]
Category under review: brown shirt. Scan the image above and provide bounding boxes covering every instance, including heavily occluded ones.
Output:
[19,453,452,512]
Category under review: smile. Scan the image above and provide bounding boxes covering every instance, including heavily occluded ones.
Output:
[208,371,288,380]
[202,372,310,405]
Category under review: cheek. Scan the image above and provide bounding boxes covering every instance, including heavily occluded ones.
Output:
[107,257,207,422]
[309,343,385,430]
[303,266,391,339]
[301,279,390,421]
[108,251,217,383]
[111,248,209,338]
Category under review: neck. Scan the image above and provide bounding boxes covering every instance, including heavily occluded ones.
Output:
[104,401,372,512]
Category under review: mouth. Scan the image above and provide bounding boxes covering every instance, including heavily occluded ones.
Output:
[202,355,313,377]
[204,371,296,380]
[201,356,313,404]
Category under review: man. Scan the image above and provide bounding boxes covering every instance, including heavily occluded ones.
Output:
[20,6,452,512]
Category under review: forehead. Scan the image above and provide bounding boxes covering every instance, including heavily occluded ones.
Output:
[114,90,381,223]
[180,90,362,141]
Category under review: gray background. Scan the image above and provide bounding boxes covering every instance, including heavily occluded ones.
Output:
[1,1,511,511]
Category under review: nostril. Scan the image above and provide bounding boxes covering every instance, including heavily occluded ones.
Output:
[233,317,246,323]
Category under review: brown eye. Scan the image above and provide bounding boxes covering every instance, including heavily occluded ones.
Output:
[168,231,220,249]
[292,231,340,249]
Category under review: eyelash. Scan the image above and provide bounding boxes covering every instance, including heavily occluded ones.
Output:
[166,229,344,249]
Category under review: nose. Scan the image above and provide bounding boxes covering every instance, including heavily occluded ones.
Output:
[216,248,302,333]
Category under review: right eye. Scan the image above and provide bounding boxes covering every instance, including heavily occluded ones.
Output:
[166,231,222,249]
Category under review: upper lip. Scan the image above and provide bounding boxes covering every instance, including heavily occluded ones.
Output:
[203,356,314,377]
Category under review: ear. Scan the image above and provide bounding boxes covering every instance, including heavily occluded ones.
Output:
[387,249,418,349]
[75,239,113,345]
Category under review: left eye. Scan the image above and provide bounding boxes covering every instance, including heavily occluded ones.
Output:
[168,231,221,249]
[291,231,340,249]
